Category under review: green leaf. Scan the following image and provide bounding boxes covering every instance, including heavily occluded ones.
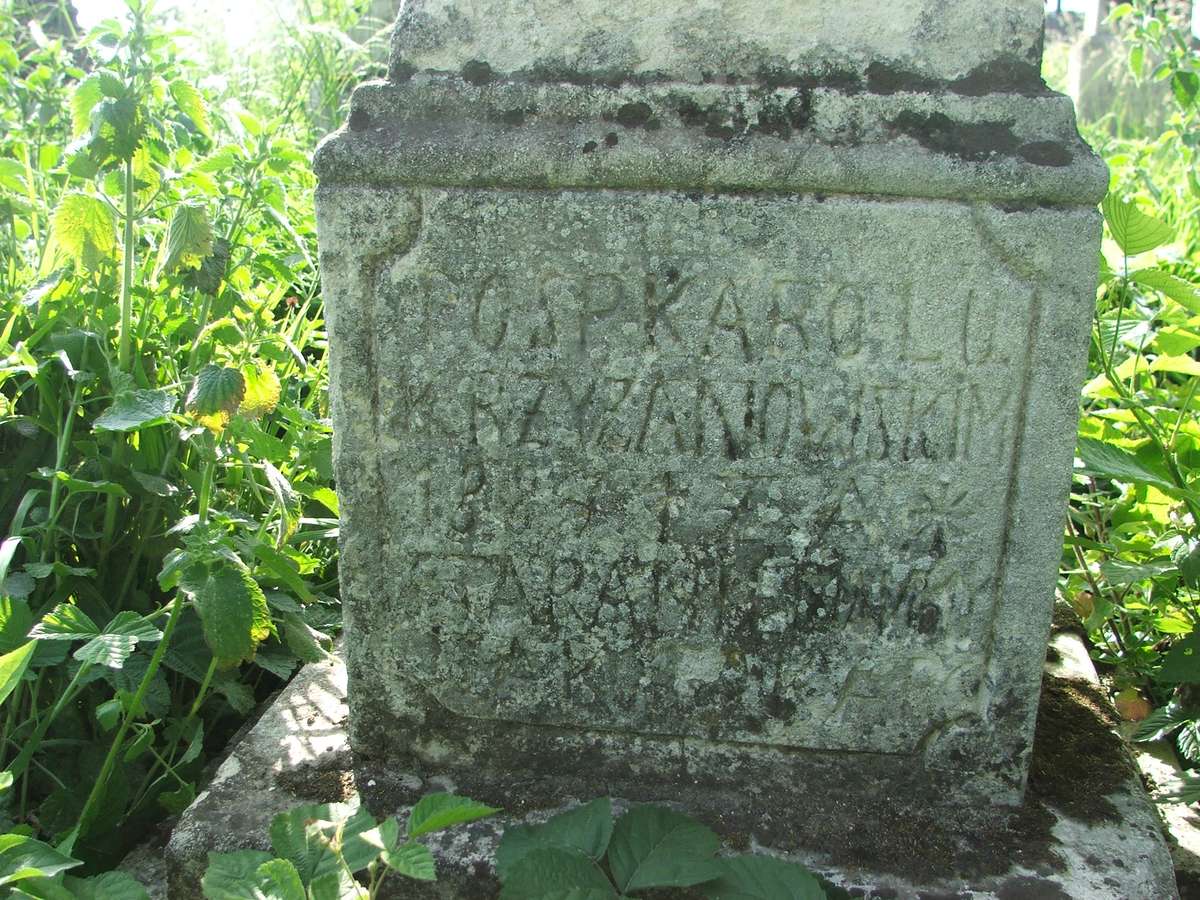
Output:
[241,365,281,418]
[187,365,245,430]
[64,871,151,900]
[607,806,723,893]
[180,562,271,665]
[0,642,35,708]
[254,859,306,900]
[282,613,329,664]
[254,543,316,603]
[93,389,175,432]
[499,848,616,900]
[701,855,826,899]
[201,850,273,900]
[497,798,613,879]
[1161,632,1200,683]
[1102,195,1174,257]
[0,834,81,886]
[1099,558,1175,587]
[1134,700,1190,743]
[47,192,117,272]
[71,72,124,136]
[29,604,100,640]
[170,79,212,137]
[156,202,213,279]
[268,803,341,883]
[408,793,500,837]
[1076,437,1177,493]
[1172,71,1199,109]
[382,841,436,881]
[1131,268,1200,313]
[75,613,161,670]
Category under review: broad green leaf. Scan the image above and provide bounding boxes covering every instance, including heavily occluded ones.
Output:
[1153,326,1200,357]
[75,613,162,669]
[201,850,273,900]
[187,365,245,432]
[335,805,389,872]
[1076,437,1177,493]
[1150,355,1200,376]
[156,202,213,278]
[0,771,12,792]
[0,598,33,652]
[254,859,306,900]
[310,487,339,516]
[268,803,342,883]
[282,613,329,664]
[534,891,617,900]
[180,562,271,665]
[1102,195,1174,257]
[93,389,175,432]
[408,792,500,837]
[0,834,81,886]
[254,543,316,603]
[64,871,151,900]
[170,79,212,137]
[0,642,35,708]
[499,848,616,900]
[29,604,100,640]
[702,855,826,900]
[497,798,613,879]
[70,71,124,136]
[1099,558,1175,586]
[382,841,436,881]
[47,192,117,272]
[1161,632,1200,683]
[1173,71,1199,109]
[607,806,723,893]
[241,365,281,417]
[1132,268,1200,314]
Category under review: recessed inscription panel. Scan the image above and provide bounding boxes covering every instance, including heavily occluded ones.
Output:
[373,189,1033,754]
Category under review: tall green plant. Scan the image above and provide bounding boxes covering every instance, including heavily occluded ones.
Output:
[0,0,339,869]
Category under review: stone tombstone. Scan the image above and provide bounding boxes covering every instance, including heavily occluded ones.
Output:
[315,0,1107,824]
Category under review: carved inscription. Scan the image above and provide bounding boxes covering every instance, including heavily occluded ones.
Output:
[376,190,1033,751]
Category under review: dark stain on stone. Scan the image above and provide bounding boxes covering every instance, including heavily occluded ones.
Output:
[460,59,493,86]
[866,61,940,94]
[604,132,619,148]
[500,108,526,126]
[1019,141,1073,167]
[917,893,968,900]
[347,107,370,132]
[951,56,1049,97]
[616,101,653,128]
[582,140,598,154]
[996,876,1072,899]
[388,59,416,83]
[1045,645,1061,663]
[890,111,1020,162]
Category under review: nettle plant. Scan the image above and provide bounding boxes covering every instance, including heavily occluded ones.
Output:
[494,799,828,900]
[202,794,499,900]
[0,0,337,868]
[1066,192,1200,790]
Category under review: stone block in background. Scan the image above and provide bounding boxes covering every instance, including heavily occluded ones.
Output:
[314,0,1108,838]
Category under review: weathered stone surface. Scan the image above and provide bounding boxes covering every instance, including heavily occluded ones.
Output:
[390,0,1046,86]
[162,637,1180,898]
[314,0,1108,823]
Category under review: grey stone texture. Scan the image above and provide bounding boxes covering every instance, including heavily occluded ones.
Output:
[162,635,1179,898]
[314,0,1109,830]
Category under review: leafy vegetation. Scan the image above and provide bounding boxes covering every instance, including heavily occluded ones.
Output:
[202,793,498,899]
[495,799,829,900]
[0,0,388,881]
[1053,1,1200,795]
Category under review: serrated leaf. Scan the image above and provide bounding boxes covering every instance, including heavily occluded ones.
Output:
[1099,557,1175,587]
[1134,700,1190,743]
[71,72,124,136]
[94,389,175,432]
[241,365,281,417]
[1077,436,1178,493]
[65,870,152,900]
[170,79,212,137]
[180,562,270,665]
[0,834,81,886]
[1162,632,1200,683]
[1131,268,1200,314]
[254,543,316,603]
[187,365,245,432]
[497,798,613,879]
[382,841,436,880]
[156,202,213,279]
[253,858,306,900]
[268,803,357,884]
[701,855,826,900]
[29,604,100,640]
[47,192,116,272]
[0,642,35,709]
[408,793,500,837]
[608,806,722,893]
[1103,195,1174,257]
[201,850,274,900]
[75,633,138,668]
[1150,354,1200,376]
[499,848,616,900]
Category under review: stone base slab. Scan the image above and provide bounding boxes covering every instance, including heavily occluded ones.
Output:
[164,627,1177,899]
